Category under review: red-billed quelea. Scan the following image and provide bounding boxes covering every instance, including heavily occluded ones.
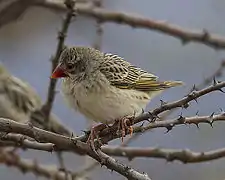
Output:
[0,64,72,136]
[51,46,183,150]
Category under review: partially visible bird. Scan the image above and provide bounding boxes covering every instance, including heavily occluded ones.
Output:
[0,64,72,137]
[51,46,183,149]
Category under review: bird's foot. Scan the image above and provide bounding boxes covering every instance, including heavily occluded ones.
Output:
[87,123,107,153]
[115,115,135,142]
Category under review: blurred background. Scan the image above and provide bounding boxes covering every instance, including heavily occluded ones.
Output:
[0,0,225,179]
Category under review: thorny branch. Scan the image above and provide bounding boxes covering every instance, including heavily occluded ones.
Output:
[35,0,225,50]
[1,112,225,163]
[0,118,152,180]
[42,0,76,124]
[40,0,77,177]
[133,112,225,133]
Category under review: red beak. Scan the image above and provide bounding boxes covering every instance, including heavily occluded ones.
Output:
[51,64,67,79]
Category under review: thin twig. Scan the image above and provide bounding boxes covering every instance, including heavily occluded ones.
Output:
[92,0,103,50]
[40,0,77,176]
[42,0,77,125]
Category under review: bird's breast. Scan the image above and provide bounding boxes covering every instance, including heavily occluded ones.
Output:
[62,78,150,124]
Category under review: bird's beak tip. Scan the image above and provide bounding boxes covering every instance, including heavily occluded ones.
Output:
[51,65,67,79]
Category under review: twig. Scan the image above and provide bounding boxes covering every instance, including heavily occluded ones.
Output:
[42,0,76,124]
[41,0,77,175]
[0,133,55,152]
[36,0,225,49]
[0,149,68,180]
[0,118,151,180]
[134,112,225,134]
[194,59,225,91]
[92,0,103,50]
[102,146,225,163]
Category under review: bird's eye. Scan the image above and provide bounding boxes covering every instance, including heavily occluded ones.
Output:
[67,63,73,70]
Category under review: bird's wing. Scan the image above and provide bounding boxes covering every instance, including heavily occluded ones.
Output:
[100,53,164,91]
[100,53,182,92]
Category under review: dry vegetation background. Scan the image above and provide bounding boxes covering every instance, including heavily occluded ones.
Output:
[0,0,225,180]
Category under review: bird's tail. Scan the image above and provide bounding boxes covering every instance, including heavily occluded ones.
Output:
[146,80,183,98]
[162,81,184,88]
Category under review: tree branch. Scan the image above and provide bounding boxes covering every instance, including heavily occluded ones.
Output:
[42,0,77,124]
[1,111,225,164]
[134,112,225,133]
[0,118,151,180]
[0,149,69,180]
[35,0,225,49]
[102,146,225,163]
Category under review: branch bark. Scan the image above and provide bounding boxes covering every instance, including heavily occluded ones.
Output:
[35,0,225,49]
[0,118,151,180]
[1,112,225,164]
[102,146,225,163]
[42,0,77,124]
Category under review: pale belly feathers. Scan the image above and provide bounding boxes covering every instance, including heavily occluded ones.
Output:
[62,79,151,124]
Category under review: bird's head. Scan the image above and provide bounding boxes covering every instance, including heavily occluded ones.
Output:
[51,46,103,81]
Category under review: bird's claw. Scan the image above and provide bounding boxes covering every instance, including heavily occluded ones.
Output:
[115,115,134,142]
[87,123,107,153]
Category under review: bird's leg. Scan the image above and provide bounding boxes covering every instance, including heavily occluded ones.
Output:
[87,123,107,152]
[115,115,135,142]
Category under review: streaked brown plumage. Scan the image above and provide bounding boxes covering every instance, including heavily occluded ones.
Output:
[51,46,183,149]
[52,47,183,123]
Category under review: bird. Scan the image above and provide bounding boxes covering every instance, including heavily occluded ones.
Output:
[51,46,183,150]
[0,64,73,137]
